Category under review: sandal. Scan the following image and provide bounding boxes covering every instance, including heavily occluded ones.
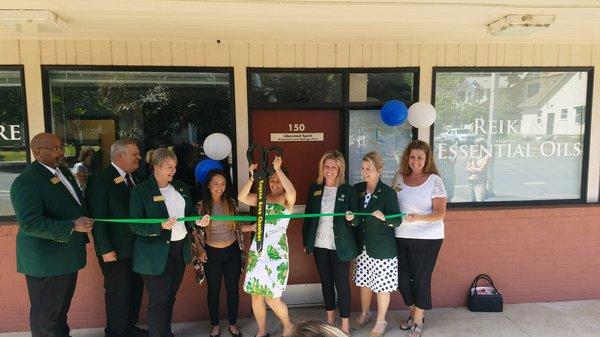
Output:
[350,312,371,330]
[399,316,413,330]
[408,323,423,337]
[369,321,387,337]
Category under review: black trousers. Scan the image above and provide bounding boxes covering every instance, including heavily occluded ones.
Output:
[98,257,144,337]
[25,272,78,337]
[313,247,351,318]
[396,238,443,310]
[205,242,242,326]
[142,240,186,337]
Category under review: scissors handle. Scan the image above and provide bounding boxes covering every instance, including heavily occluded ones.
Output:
[246,145,265,165]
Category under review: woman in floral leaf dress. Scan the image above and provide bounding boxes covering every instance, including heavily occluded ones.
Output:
[238,156,296,337]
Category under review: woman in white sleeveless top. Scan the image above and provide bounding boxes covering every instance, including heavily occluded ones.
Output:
[392,140,447,337]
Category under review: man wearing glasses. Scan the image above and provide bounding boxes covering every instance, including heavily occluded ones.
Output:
[10,132,94,337]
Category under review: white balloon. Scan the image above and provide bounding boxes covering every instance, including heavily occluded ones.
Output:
[203,133,232,161]
[407,102,437,128]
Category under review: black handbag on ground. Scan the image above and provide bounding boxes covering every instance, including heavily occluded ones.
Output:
[467,273,503,312]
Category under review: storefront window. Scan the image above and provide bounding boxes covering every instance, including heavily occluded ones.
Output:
[349,72,414,103]
[250,72,342,104]
[348,110,413,185]
[433,69,590,203]
[45,68,234,201]
[0,69,27,217]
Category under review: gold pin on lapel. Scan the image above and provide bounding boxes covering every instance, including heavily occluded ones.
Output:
[153,195,165,202]
[50,177,60,184]
[393,186,402,192]
[313,190,322,196]
[114,176,125,184]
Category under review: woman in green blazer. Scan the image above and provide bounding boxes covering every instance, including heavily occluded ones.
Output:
[302,150,358,335]
[129,148,203,337]
[351,151,401,337]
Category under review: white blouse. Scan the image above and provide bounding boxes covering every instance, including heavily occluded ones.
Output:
[394,174,447,240]
[315,186,337,250]
[160,184,187,241]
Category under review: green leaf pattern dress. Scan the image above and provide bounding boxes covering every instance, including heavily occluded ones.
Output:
[243,203,290,298]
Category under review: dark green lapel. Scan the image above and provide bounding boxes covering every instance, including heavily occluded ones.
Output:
[311,184,325,211]
[363,180,384,212]
[108,164,131,193]
[148,176,169,218]
[333,186,348,212]
[33,161,84,210]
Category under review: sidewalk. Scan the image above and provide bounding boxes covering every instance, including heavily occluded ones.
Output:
[2,300,599,337]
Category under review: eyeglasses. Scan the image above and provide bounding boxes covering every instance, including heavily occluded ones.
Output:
[38,145,65,153]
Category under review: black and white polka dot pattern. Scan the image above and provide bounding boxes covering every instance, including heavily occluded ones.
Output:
[353,248,398,293]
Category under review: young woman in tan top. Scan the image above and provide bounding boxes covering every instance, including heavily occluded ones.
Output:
[194,169,253,337]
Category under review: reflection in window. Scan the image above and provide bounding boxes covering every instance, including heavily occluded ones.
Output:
[47,69,234,201]
[349,73,414,103]
[0,69,27,216]
[251,72,342,104]
[433,70,589,203]
[348,110,413,185]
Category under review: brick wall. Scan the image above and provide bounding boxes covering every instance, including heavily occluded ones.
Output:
[1,205,600,332]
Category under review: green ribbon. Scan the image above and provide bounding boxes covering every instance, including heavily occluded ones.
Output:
[93,212,405,224]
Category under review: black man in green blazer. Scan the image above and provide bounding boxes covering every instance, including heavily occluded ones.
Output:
[301,150,359,335]
[128,148,198,337]
[350,151,401,337]
[87,139,148,337]
[10,133,93,337]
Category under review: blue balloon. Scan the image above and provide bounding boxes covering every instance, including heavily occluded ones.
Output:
[195,159,224,184]
[380,100,408,126]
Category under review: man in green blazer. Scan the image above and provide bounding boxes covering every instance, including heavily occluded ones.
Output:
[10,132,93,337]
[87,139,148,337]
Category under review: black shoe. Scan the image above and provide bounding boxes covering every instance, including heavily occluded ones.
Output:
[127,326,149,337]
[229,326,242,337]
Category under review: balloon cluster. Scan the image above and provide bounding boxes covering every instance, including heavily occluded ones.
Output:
[194,133,232,184]
[380,100,437,128]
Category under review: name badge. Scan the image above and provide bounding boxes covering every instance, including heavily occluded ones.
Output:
[313,190,322,196]
[50,177,60,184]
[113,176,125,184]
[153,195,165,202]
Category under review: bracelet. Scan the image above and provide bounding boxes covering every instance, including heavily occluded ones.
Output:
[249,177,254,182]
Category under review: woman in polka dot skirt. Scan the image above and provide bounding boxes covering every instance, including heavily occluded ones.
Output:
[351,151,402,337]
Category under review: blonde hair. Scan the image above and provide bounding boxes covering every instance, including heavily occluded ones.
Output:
[316,150,346,186]
[150,148,177,168]
[399,140,439,176]
[291,321,348,337]
[362,151,384,173]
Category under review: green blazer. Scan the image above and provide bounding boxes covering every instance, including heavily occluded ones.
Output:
[302,183,359,261]
[129,177,195,275]
[353,180,401,259]
[87,164,138,258]
[10,161,88,277]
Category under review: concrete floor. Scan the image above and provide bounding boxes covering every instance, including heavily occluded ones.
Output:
[2,300,599,337]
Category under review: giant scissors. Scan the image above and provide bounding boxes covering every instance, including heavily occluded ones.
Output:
[246,144,283,253]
